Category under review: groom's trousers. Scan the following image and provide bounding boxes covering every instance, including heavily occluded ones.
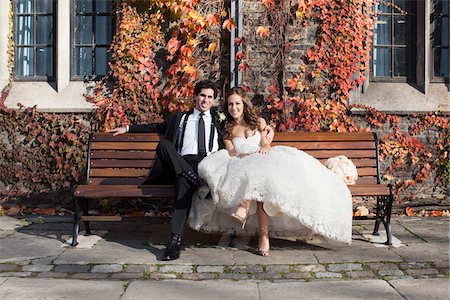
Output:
[153,139,203,235]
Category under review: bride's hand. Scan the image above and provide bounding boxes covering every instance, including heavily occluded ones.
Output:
[236,152,249,158]
[258,145,270,155]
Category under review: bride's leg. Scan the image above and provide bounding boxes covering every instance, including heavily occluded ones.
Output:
[256,202,270,256]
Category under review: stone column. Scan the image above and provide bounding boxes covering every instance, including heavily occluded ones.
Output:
[0,0,11,91]
[56,0,70,92]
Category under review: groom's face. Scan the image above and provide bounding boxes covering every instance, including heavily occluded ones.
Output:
[194,88,215,112]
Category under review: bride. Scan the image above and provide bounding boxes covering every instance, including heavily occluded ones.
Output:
[189,87,353,256]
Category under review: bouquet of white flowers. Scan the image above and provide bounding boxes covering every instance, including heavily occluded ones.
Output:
[324,155,358,185]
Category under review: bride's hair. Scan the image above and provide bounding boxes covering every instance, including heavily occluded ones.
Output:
[222,87,260,140]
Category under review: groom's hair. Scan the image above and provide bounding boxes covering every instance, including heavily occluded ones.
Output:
[194,80,217,98]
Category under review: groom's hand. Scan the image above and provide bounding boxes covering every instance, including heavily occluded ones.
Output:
[107,126,127,136]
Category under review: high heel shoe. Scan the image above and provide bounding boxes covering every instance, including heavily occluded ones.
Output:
[258,248,270,257]
[231,203,250,229]
[231,212,248,229]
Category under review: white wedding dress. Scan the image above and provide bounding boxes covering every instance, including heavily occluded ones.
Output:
[188,131,353,243]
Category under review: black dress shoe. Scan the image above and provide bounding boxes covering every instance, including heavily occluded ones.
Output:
[161,242,181,261]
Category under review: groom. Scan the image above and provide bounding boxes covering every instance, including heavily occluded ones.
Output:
[108,80,224,261]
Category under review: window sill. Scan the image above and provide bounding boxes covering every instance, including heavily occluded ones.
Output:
[4,81,96,113]
[350,82,449,114]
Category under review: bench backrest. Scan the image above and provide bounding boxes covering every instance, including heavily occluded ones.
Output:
[85,132,380,186]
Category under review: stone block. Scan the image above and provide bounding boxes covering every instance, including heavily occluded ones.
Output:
[230,265,263,273]
[327,263,363,272]
[36,272,68,278]
[0,264,18,272]
[22,264,53,272]
[314,272,343,279]
[293,264,326,272]
[54,264,90,273]
[124,264,156,273]
[345,270,378,279]
[283,272,312,279]
[196,265,224,273]
[160,265,193,273]
[71,273,109,280]
[378,269,405,276]
[405,268,439,276]
[91,264,123,273]
[181,273,217,280]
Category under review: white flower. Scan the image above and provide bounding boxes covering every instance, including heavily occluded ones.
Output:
[218,112,226,122]
[324,155,358,185]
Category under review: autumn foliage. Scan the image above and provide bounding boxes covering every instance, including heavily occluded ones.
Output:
[0,0,448,203]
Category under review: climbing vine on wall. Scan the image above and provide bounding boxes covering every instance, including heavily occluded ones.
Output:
[88,0,226,130]
[236,0,449,198]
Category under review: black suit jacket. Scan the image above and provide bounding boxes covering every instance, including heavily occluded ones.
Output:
[129,110,225,183]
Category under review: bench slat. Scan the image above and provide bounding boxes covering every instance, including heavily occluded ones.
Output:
[91,142,159,150]
[91,151,156,159]
[348,184,390,196]
[318,158,377,167]
[273,132,374,141]
[272,141,376,150]
[76,185,175,198]
[90,169,150,178]
[88,178,149,185]
[91,159,156,168]
[93,133,162,142]
[302,150,376,159]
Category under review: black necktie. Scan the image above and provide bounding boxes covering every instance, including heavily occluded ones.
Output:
[198,112,206,156]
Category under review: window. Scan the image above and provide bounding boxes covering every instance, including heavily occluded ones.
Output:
[372,0,416,81]
[72,0,114,79]
[431,0,449,81]
[14,0,55,80]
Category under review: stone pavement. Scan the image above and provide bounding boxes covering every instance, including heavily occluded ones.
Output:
[0,215,448,299]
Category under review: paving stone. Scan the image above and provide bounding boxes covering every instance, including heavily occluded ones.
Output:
[389,278,450,300]
[22,264,53,272]
[0,264,18,272]
[314,272,343,279]
[181,273,217,280]
[293,264,326,272]
[405,268,439,276]
[54,264,90,273]
[36,272,68,278]
[71,273,109,280]
[327,263,363,272]
[0,277,125,300]
[150,272,179,279]
[160,265,193,273]
[283,272,312,280]
[31,257,57,265]
[196,265,224,273]
[345,270,378,279]
[259,280,404,299]
[0,272,32,277]
[399,262,432,269]
[230,265,263,273]
[383,275,414,280]
[218,273,251,280]
[122,280,259,300]
[91,264,123,273]
[111,273,143,280]
[430,260,449,269]
[124,264,157,273]
[252,271,283,280]
[378,270,405,276]
[264,265,292,273]
[365,262,400,271]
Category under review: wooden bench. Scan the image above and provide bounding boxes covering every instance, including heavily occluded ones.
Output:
[71,131,394,246]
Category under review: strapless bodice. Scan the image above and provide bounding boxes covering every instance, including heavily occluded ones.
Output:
[232,131,261,153]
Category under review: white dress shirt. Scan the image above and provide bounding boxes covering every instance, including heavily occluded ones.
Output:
[178,109,219,156]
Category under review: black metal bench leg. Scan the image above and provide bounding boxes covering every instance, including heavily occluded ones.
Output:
[383,188,394,245]
[83,199,91,235]
[71,195,81,246]
[372,196,382,236]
